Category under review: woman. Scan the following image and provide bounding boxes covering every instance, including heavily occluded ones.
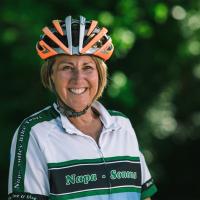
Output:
[8,16,157,200]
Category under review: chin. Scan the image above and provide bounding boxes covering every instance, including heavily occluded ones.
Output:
[71,104,88,112]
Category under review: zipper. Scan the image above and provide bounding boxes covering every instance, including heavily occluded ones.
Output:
[87,131,112,199]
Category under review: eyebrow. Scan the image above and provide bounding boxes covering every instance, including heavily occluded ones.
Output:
[82,62,95,65]
[58,62,95,65]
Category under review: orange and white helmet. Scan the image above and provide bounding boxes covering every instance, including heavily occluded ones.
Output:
[36,15,114,61]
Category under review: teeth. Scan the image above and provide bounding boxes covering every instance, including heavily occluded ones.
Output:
[69,88,86,95]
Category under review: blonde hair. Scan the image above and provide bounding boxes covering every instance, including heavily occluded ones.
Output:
[40,55,107,101]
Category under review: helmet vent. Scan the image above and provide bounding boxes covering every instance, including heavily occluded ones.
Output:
[72,23,80,47]
[43,32,68,49]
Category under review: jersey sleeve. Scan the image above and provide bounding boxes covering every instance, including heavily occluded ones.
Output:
[8,126,49,200]
[140,151,157,199]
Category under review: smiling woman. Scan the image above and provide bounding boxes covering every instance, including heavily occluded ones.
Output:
[41,54,108,116]
[51,55,99,112]
[8,15,157,200]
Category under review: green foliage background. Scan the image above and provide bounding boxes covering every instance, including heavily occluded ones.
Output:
[1,0,200,199]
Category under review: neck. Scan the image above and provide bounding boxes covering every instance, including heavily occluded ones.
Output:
[68,107,98,126]
[57,98,90,118]
[68,107,102,142]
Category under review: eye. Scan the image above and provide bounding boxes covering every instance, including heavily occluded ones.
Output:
[60,65,73,71]
[83,65,94,70]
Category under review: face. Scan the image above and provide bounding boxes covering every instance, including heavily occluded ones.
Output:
[51,55,99,112]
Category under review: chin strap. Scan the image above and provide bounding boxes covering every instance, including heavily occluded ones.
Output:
[57,98,90,118]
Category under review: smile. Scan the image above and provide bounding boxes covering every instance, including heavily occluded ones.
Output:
[68,88,87,95]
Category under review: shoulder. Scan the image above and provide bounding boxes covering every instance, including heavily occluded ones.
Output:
[17,105,59,135]
[107,109,130,125]
[9,105,60,158]
[107,109,140,152]
[107,109,134,130]
[107,108,137,134]
[107,109,128,119]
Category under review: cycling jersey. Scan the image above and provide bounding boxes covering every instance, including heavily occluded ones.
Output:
[8,101,157,200]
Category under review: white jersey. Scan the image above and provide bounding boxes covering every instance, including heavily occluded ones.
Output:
[8,101,157,200]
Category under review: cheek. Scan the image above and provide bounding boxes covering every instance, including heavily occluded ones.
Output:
[90,75,99,89]
[52,71,67,84]
[52,75,68,92]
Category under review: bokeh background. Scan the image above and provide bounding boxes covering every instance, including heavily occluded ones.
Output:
[1,0,200,199]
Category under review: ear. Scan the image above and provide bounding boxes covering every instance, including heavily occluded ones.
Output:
[49,70,56,92]
[50,64,56,83]
[51,72,55,83]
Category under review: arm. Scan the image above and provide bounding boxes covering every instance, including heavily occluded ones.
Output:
[140,152,157,200]
[125,118,157,199]
[8,126,49,199]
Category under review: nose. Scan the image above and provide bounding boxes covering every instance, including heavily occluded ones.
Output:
[72,68,84,83]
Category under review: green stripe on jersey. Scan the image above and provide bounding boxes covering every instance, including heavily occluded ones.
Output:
[12,106,59,192]
[48,156,140,168]
[49,186,141,200]
[108,110,128,118]
[141,184,157,199]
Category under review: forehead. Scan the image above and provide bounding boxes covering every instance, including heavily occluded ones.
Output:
[54,55,96,65]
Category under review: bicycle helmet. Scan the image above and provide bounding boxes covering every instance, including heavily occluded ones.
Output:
[36,15,114,61]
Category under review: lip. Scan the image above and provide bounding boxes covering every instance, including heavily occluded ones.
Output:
[68,88,87,95]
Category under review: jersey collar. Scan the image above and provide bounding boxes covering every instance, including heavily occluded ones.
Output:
[53,101,119,135]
